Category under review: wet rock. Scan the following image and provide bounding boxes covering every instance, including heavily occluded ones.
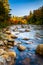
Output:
[4,40,8,45]
[7,38,14,42]
[1,34,9,40]
[0,56,6,65]
[5,31,11,34]
[23,38,29,40]
[0,49,16,65]
[26,41,33,44]
[6,34,18,39]
[15,41,21,45]
[7,42,14,48]
[7,45,13,48]
[4,39,14,48]
[11,35,18,39]
[36,44,43,56]
[0,49,5,55]
[21,25,24,28]
[8,51,16,59]
[14,42,17,46]
[0,41,4,46]
[17,45,26,51]
[3,28,7,31]
[19,30,25,32]
[2,54,9,60]
[25,29,30,32]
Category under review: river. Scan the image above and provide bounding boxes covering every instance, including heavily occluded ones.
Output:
[9,25,43,65]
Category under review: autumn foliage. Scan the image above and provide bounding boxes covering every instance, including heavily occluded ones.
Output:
[10,6,43,25]
[0,0,43,29]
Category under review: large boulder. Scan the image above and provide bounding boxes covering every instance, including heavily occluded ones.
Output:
[36,44,43,55]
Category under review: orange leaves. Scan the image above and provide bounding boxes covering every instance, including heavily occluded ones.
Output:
[10,16,27,24]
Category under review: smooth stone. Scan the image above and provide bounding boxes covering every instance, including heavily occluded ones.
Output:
[17,45,26,51]
[14,42,17,46]
[4,40,8,45]
[8,51,16,59]
[0,56,6,65]
[36,44,43,56]
[4,39,14,47]
[26,41,33,44]
[11,35,18,39]
[7,45,13,48]
[5,31,11,34]
[25,29,30,32]
[7,38,14,42]
[0,41,4,46]
[0,49,16,65]
[23,38,29,40]
[2,54,9,60]
[0,49,5,55]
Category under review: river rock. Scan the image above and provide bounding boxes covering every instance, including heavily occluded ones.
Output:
[17,45,26,51]
[8,51,16,59]
[4,40,8,45]
[0,56,6,65]
[7,38,14,42]
[0,49,5,55]
[0,49,16,65]
[25,29,30,32]
[5,31,11,34]
[11,35,18,39]
[14,42,17,46]
[23,38,29,40]
[0,41,4,46]
[2,54,9,60]
[36,44,43,55]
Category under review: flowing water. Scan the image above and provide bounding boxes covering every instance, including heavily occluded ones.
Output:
[10,25,43,65]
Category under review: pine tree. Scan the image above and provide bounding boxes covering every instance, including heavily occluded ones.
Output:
[0,0,10,21]
[0,0,11,28]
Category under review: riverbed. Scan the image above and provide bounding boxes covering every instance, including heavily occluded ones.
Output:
[9,25,43,65]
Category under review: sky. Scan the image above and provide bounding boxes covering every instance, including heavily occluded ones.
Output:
[9,0,43,16]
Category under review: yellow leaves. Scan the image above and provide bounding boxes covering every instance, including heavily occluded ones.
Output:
[21,19,27,24]
[10,16,27,24]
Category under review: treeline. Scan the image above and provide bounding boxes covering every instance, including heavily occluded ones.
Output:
[0,0,43,28]
[11,6,43,25]
[26,6,43,25]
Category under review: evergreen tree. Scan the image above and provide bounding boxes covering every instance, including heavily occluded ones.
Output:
[0,0,11,28]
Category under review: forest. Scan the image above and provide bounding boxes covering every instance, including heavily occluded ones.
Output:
[0,0,43,28]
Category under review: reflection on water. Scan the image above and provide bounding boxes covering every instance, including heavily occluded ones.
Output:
[10,25,43,65]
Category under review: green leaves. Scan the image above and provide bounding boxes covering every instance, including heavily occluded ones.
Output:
[27,6,43,25]
[0,0,11,28]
